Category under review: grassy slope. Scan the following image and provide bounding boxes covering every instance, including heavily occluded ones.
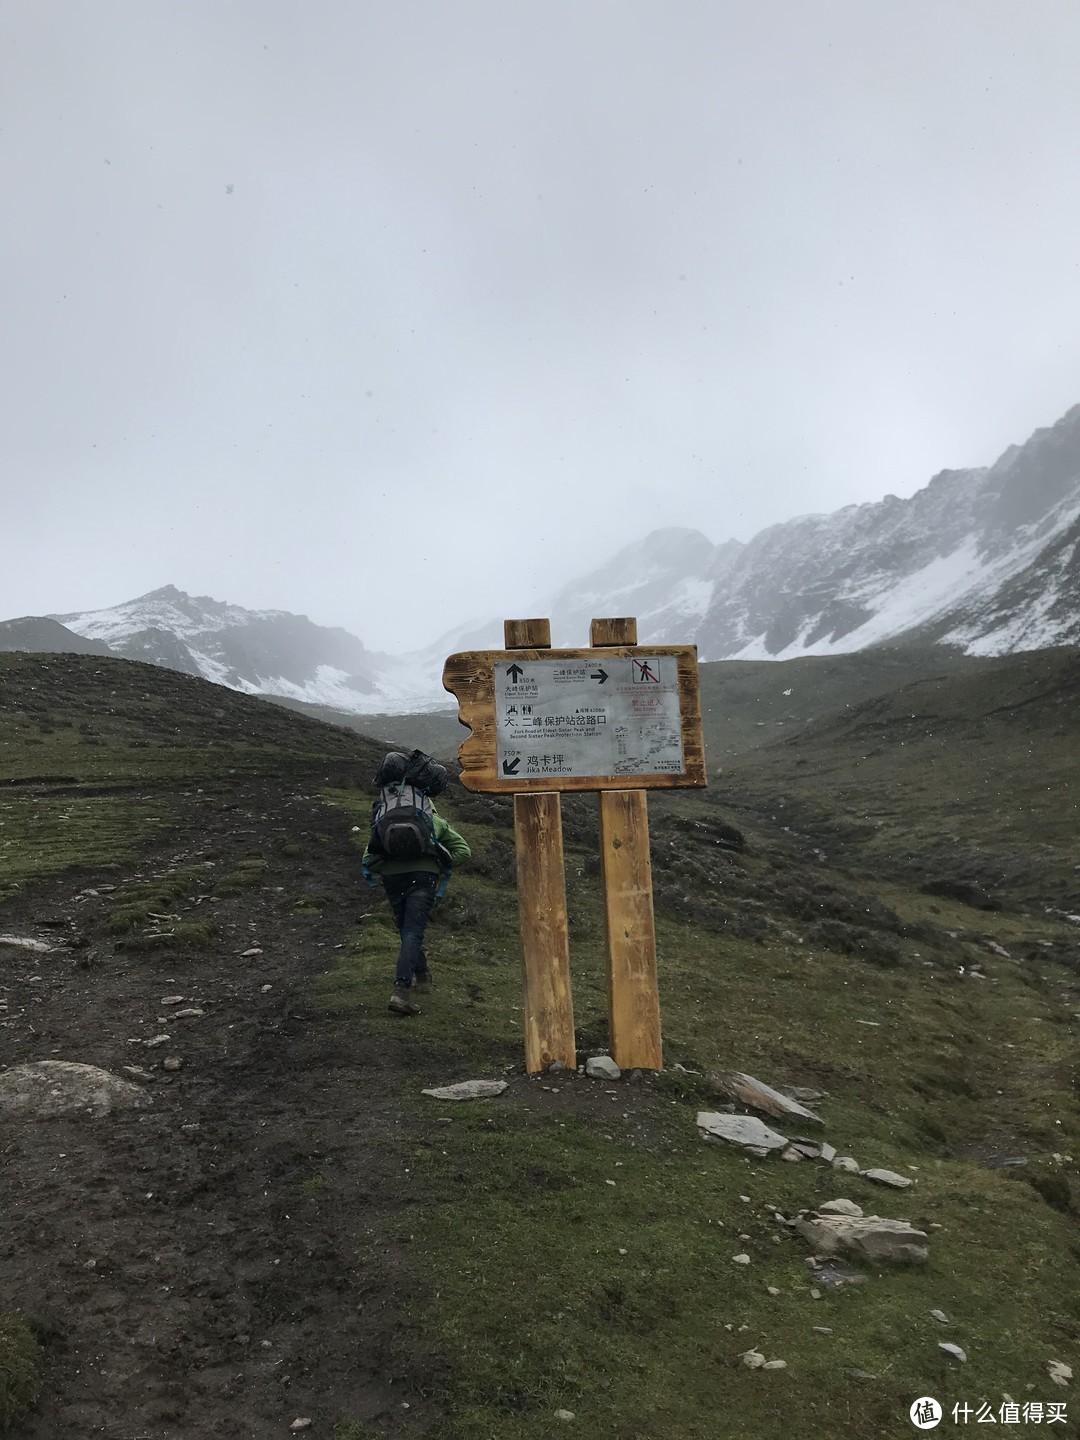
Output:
[2,648,1078,1438]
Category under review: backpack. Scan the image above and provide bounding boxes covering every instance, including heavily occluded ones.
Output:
[371,781,440,861]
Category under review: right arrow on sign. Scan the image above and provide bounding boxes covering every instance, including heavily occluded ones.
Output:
[590,666,609,684]
[502,757,521,775]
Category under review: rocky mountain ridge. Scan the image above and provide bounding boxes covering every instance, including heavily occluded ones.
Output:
[551,401,1080,659]
[3,401,1078,712]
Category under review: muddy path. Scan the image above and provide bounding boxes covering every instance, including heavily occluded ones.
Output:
[1,779,441,1439]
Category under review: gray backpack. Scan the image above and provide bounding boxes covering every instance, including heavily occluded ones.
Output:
[371,783,439,861]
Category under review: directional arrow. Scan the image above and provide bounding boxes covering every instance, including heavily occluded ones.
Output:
[502,757,521,775]
[507,663,524,683]
[591,666,609,684]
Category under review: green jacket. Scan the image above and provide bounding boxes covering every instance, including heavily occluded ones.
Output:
[362,806,471,878]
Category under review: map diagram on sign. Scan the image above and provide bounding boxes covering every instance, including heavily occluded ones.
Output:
[495,655,684,781]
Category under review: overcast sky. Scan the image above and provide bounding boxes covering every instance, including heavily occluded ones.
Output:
[3,1,1080,652]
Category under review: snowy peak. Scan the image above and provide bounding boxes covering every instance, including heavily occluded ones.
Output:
[677,402,1080,660]
[548,401,1080,663]
[50,587,445,714]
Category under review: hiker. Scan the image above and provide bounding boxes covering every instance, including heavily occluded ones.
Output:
[361,750,471,1016]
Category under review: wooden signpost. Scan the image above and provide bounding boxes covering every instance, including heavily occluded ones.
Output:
[442,617,706,1074]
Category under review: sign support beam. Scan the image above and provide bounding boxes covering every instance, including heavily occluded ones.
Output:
[505,619,576,1073]
[591,619,663,1071]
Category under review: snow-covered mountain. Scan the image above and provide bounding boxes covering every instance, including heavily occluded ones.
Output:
[47,586,448,714]
[553,401,1080,661]
[6,400,1078,714]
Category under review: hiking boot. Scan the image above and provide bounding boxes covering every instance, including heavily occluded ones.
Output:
[413,970,433,994]
[388,985,421,1016]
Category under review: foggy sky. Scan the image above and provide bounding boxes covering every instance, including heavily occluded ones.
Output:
[3,1,1080,652]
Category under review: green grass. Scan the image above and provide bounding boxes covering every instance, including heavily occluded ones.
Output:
[0,1312,44,1435]
[312,656,1080,1440]
[0,652,373,895]
[4,648,1078,1439]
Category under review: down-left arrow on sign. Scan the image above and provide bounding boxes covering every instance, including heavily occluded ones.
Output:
[502,757,521,775]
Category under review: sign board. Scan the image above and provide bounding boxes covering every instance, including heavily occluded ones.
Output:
[495,654,684,780]
[442,645,706,793]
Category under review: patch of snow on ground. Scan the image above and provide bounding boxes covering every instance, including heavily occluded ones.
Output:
[258,662,448,715]
[733,540,988,660]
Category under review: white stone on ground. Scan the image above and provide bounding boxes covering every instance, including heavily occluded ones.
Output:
[0,1061,152,1118]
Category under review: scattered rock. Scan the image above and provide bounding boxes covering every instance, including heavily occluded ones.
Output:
[548,1060,567,1073]
[819,1142,837,1164]
[794,1213,929,1265]
[817,1199,863,1217]
[241,947,263,957]
[711,1071,823,1126]
[121,1066,155,1084]
[162,1056,183,1072]
[762,1359,787,1370]
[781,1148,806,1163]
[984,1155,1028,1169]
[697,1112,789,1155]
[554,1409,576,1422]
[585,1055,621,1080]
[849,1369,877,1381]
[732,1254,751,1265]
[788,1139,822,1158]
[740,1349,766,1368]
[421,1080,509,1101]
[779,1086,827,1104]
[172,1008,205,1018]
[290,1422,312,1433]
[0,1061,152,1118]
[144,1035,171,1048]
[860,1168,914,1189]
[160,995,185,1006]
[766,1286,781,1296]
[832,1156,860,1173]
[930,1309,949,1324]
[812,1326,833,1334]
[1048,1360,1072,1387]
[939,1343,967,1362]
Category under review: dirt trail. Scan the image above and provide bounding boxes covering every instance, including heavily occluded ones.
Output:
[1,780,438,1439]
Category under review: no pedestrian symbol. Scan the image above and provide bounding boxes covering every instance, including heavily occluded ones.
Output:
[910,1397,942,1429]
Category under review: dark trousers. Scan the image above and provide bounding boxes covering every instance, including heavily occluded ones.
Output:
[382,872,438,988]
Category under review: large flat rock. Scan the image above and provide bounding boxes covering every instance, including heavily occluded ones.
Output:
[0,1061,152,1119]
[697,1111,790,1154]
[794,1212,928,1265]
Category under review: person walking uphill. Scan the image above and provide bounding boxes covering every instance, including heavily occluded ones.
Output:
[362,750,470,1016]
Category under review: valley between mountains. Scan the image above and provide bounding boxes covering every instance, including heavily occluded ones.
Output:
[1,648,1078,1440]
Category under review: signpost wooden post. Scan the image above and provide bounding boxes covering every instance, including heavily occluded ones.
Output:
[590,618,663,1071]
[504,619,576,1074]
[442,617,705,1074]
